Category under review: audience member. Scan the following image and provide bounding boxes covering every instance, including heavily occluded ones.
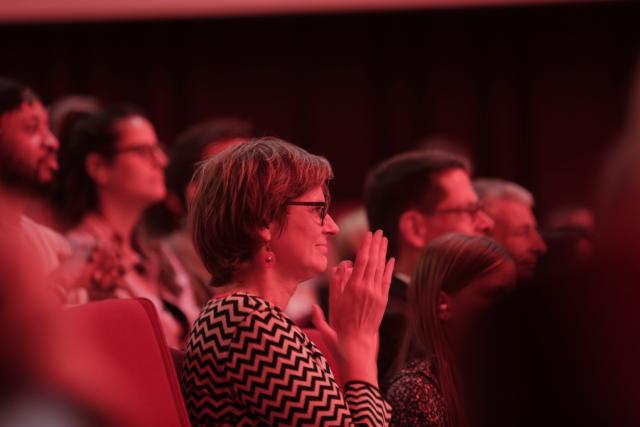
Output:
[181,137,394,426]
[578,89,640,424]
[467,180,568,427]
[385,234,516,427]
[364,149,494,381]
[0,77,71,280]
[25,94,102,232]
[473,178,547,282]
[53,105,199,347]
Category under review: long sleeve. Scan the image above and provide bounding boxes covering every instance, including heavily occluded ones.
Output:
[181,293,391,426]
[227,308,391,426]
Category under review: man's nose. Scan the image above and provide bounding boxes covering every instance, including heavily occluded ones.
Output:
[532,230,548,255]
[42,127,59,151]
[476,210,494,235]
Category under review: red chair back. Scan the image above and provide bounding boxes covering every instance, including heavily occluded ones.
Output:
[63,299,190,427]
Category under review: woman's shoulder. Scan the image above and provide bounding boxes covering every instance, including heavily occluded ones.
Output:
[205,292,287,321]
[192,292,302,352]
[386,358,441,400]
[385,358,446,427]
[389,359,438,384]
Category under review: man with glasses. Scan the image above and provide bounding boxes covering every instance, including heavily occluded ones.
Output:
[473,178,547,283]
[364,148,493,382]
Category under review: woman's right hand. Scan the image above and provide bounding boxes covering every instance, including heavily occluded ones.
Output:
[313,229,395,385]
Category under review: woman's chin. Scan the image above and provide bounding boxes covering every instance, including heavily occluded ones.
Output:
[316,258,329,273]
[298,263,327,283]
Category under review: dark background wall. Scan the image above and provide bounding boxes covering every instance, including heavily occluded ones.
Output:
[0,1,638,215]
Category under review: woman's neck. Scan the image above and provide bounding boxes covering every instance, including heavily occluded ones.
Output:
[230,265,301,310]
[95,194,146,245]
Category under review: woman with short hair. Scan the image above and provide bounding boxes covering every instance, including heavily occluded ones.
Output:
[181,137,394,426]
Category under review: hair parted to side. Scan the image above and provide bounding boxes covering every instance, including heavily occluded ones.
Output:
[473,178,534,207]
[397,233,510,427]
[189,137,333,286]
[364,149,471,258]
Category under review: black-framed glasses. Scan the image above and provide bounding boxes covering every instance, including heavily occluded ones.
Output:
[432,202,485,220]
[286,201,327,225]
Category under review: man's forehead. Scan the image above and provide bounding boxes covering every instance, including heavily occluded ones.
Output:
[490,198,537,225]
[435,168,477,202]
[2,100,47,119]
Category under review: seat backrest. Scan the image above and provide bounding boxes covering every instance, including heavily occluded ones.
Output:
[63,298,191,427]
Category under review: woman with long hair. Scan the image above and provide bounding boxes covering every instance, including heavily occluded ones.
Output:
[386,233,516,427]
[180,137,394,426]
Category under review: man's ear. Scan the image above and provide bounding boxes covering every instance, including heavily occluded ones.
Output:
[85,153,109,185]
[437,291,452,321]
[398,209,429,250]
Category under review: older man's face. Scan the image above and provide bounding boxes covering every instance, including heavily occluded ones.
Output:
[485,198,548,280]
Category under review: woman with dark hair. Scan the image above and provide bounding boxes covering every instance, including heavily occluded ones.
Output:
[386,233,516,427]
[181,137,394,426]
[54,105,199,347]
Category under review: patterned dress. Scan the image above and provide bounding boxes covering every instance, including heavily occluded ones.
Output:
[385,359,446,427]
[180,292,391,426]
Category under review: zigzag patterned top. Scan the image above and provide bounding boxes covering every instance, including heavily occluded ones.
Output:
[180,292,391,426]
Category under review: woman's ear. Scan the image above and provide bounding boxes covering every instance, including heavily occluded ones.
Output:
[398,209,428,250]
[257,225,276,266]
[257,226,272,244]
[85,153,109,185]
[437,291,452,322]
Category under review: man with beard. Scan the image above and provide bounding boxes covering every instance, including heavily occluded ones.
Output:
[0,77,70,275]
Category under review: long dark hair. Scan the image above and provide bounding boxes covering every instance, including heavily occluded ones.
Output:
[395,233,510,427]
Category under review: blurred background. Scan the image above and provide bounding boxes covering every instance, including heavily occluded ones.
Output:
[0,0,637,214]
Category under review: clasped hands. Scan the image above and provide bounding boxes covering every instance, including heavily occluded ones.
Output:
[312,229,395,384]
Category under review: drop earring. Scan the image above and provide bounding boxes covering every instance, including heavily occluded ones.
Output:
[265,243,273,263]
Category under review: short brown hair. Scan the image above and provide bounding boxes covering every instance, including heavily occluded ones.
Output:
[190,137,333,286]
[364,149,471,258]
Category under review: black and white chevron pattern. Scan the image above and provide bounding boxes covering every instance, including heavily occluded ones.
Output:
[180,293,391,426]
